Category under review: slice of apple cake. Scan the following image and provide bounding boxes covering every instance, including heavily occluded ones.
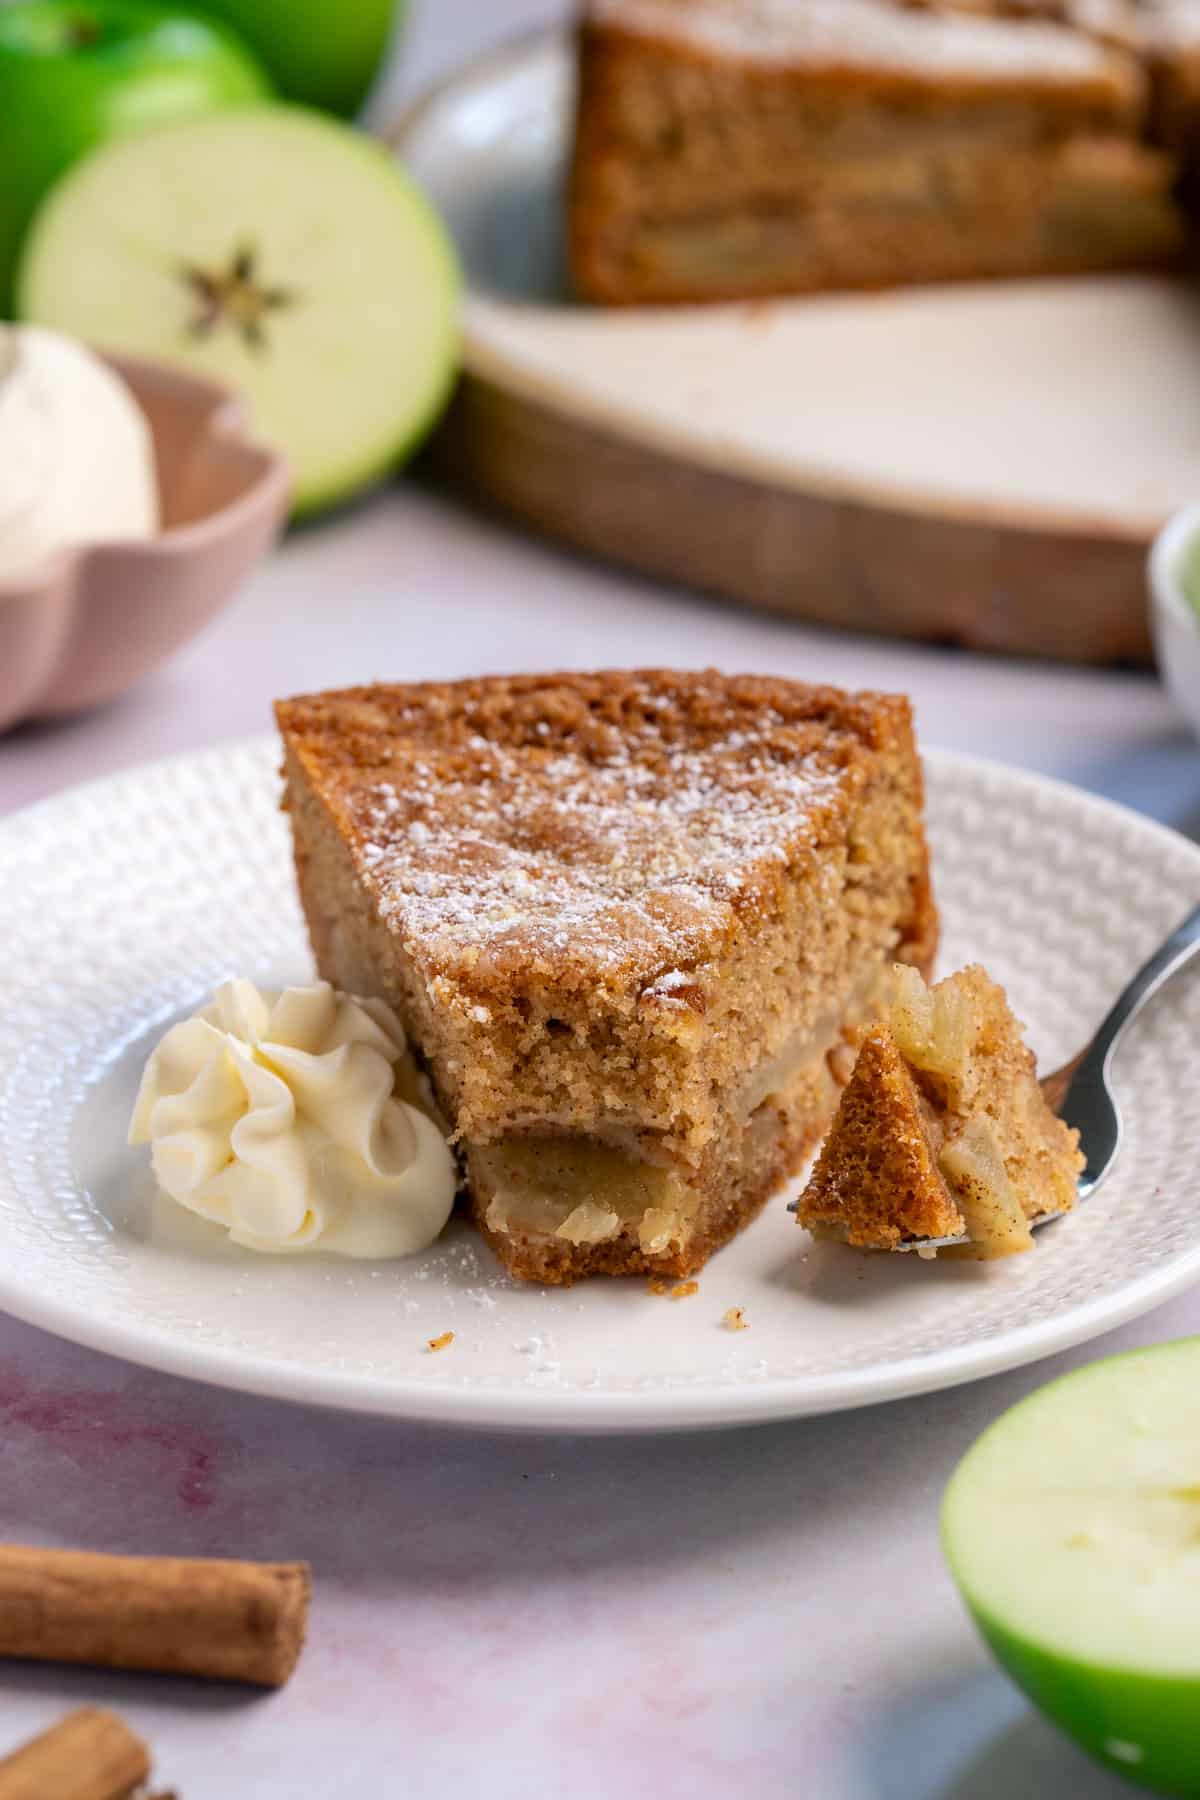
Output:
[569,0,1186,305]
[276,670,937,1283]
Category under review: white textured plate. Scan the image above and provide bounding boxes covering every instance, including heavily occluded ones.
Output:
[395,32,1200,532]
[2,741,1200,1433]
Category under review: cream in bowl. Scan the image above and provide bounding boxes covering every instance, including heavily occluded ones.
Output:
[0,325,158,580]
[0,337,288,735]
[1149,502,1200,742]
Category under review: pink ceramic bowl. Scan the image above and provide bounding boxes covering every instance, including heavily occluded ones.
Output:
[0,352,289,733]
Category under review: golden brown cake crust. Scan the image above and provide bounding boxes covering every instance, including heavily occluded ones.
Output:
[579,0,1145,93]
[276,669,936,1000]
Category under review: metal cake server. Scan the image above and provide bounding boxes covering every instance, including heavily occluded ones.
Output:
[793,902,1200,1252]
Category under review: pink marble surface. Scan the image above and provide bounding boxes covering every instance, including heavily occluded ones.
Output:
[2,3,1200,1793]
[3,1297,1200,1797]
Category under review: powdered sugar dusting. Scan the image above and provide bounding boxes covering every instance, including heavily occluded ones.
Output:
[643,968,700,1006]
[331,675,863,985]
[588,0,1128,80]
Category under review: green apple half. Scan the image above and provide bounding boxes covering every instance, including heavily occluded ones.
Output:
[18,106,460,516]
[943,1338,1200,1798]
[0,1,272,317]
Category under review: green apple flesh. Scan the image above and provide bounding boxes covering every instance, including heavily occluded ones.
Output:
[1184,542,1200,623]
[943,1339,1200,1797]
[19,106,460,517]
[0,1,271,316]
[192,0,400,117]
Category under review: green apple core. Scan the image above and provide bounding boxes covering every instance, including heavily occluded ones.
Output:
[14,7,134,52]
[179,243,295,352]
[66,14,100,47]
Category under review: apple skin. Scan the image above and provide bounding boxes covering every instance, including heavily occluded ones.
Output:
[0,2,272,316]
[965,1605,1200,1798]
[191,0,402,117]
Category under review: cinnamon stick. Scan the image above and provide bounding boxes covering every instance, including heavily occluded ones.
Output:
[0,1547,310,1687]
[0,1708,149,1800]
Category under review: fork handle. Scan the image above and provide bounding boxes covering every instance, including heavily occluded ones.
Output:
[1087,900,1200,1078]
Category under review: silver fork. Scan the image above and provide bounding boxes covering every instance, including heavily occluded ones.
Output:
[794,903,1200,1251]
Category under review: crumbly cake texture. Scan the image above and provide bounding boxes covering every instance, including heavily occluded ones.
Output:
[276,671,938,1284]
[798,964,1083,1257]
[569,0,1190,305]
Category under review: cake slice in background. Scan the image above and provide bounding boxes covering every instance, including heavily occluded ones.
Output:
[798,963,1083,1256]
[568,0,1187,304]
[277,671,937,1284]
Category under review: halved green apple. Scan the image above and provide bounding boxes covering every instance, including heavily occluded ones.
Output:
[943,1338,1200,1798]
[18,105,459,515]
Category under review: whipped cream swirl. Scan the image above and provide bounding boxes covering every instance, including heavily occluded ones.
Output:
[129,979,456,1257]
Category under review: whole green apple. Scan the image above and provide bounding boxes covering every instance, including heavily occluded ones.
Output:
[191,0,402,116]
[0,1,272,316]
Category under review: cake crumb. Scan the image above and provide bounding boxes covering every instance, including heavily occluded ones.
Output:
[670,1280,699,1300]
[426,1331,454,1353]
[723,1306,748,1331]
[647,1279,668,1295]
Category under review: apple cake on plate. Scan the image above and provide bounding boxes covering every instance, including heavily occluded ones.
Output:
[277,670,937,1283]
